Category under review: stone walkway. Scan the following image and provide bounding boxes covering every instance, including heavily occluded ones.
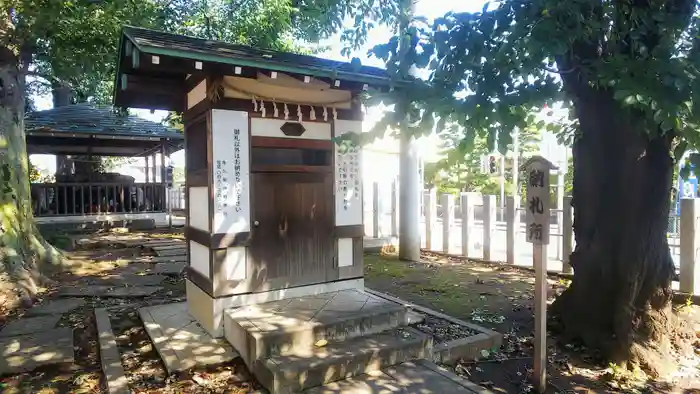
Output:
[0,236,186,377]
[0,297,84,374]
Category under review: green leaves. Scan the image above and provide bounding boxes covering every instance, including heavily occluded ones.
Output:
[369,0,700,159]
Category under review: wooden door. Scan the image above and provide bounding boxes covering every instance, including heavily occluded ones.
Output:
[248,172,336,291]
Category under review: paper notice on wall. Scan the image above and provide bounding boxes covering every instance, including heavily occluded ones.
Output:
[212,109,250,234]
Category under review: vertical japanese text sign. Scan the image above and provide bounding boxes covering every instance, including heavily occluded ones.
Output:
[523,156,557,245]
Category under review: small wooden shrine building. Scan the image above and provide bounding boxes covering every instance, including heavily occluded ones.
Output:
[113,26,400,336]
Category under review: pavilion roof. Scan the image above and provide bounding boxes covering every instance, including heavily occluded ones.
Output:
[25,103,183,157]
[26,103,182,139]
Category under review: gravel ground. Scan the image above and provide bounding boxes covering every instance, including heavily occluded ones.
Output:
[410,314,479,343]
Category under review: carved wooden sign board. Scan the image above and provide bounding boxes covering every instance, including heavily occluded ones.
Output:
[522,156,557,246]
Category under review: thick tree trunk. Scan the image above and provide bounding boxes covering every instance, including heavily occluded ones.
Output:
[0,47,59,304]
[551,87,692,375]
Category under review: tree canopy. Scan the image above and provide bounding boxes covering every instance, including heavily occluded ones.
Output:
[370,0,698,156]
[369,0,700,374]
[4,0,407,105]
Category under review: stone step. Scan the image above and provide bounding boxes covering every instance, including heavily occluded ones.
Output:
[224,293,408,366]
[255,327,432,394]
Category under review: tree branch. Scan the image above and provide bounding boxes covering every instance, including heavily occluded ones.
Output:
[542,65,578,74]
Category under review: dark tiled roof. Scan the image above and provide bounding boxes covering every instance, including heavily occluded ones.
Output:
[25,103,183,139]
[123,26,396,84]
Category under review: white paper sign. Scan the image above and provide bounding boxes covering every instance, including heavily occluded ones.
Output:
[212,109,250,234]
[334,120,363,226]
[524,156,554,245]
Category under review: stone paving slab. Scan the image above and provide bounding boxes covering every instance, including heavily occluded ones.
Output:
[26,298,85,316]
[84,274,167,286]
[151,244,186,251]
[385,361,489,393]
[0,327,74,374]
[132,240,184,247]
[155,248,186,257]
[95,308,129,394]
[302,370,404,393]
[303,361,492,393]
[139,302,238,374]
[152,262,186,275]
[0,314,62,337]
[119,255,187,264]
[59,285,162,298]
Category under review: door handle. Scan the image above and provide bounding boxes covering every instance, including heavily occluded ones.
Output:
[253,220,259,227]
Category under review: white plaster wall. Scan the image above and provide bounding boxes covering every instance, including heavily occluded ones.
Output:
[189,186,209,231]
[189,240,210,278]
[337,238,354,267]
[224,247,247,280]
[211,110,251,235]
[251,118,331,140]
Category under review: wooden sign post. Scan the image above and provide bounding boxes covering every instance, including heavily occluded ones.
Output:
[522,156,557,394]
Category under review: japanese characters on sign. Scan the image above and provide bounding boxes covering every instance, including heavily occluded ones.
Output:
[524,156,554,245]
[336,143,360,211]
[212,109,250,234]
[334,120,363,226]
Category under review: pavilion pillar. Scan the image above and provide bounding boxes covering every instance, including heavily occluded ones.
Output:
[145,156,150,183]
[151,154,157,183]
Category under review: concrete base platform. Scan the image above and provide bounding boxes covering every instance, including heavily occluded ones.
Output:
[304,360,492,393]
[258,327,432,393]
[223,289,437,393]
[185,278,365,338]
[139,302,239,374]
[224,289,408,370]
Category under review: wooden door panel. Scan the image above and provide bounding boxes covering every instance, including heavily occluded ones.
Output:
[249,172,336,291]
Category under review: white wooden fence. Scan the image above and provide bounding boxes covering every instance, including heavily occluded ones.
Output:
[365,180,699,295]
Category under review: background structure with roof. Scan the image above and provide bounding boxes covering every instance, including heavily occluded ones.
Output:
[26,102,184,225]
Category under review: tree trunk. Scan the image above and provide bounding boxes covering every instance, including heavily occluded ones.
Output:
[551,87,692,375]
[0,47,59,304]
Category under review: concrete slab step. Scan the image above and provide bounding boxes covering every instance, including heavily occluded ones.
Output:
[224,293,408,366]
[155,248,186,257]
[254,327,432,394]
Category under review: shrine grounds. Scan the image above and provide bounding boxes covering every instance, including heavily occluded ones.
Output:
[0,228,697,393]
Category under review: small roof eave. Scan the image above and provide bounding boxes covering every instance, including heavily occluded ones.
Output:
[121,26,411,88]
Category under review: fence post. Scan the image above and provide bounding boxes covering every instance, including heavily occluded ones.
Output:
[562,196,574,274]
[441,193,454,254]
[556,169,565,259]
[390,179,398,237]
[506,196,519,265]
[483,194,496,261]
[680,198,700,294]
[372,182,379,238]
[461,192,477,258]
[424,189,437,250]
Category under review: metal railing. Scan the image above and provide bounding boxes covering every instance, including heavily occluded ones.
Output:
[31,182,167,216]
